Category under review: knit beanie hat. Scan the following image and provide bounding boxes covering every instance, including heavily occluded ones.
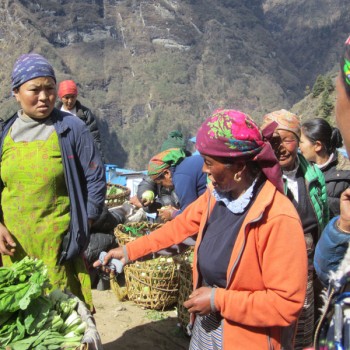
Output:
[160,130,187,152]
[11,53,56,90]
[261,109,301,139]
[58,80,78,98]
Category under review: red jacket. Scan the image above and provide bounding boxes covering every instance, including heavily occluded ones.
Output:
[126,181,307,349]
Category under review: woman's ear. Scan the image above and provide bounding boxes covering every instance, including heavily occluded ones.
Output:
[314,140,323,153]
[164,169,171,179]
[235,161,247,177]
[13,88,20,102]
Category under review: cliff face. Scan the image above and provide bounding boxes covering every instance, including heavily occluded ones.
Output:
[0,0,349,168]
[263,0,350,84]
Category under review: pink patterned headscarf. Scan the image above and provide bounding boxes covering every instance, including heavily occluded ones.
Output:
[196,109,283,192]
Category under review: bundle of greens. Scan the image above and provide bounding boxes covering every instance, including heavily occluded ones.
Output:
[106,185,123,196]
[0,257,87,350]
[123,223,147,237]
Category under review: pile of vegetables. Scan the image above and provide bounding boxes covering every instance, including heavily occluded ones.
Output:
[105,184,129,207]
[123,223,149,238]
[106,185,124,197]
[0,257,86,350]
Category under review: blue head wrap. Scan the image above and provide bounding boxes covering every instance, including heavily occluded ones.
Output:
[11,53,56,90]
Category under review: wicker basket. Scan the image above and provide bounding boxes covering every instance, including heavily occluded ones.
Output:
[114,222,163,246]
[175,249,194,330]
[113,222,180,310]
[105,183,130,208]
[124,256,179,310]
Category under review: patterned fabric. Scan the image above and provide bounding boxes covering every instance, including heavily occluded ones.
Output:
[58,80,78,98]
[196,109,284,192]
[147,148,186,178]
[262,109,301,139]
[213,177,258,214]
[11,53,56,90]
[294,268,314,350]
[341,36,350,94]
[0,129,93,309]
[196,109,262,157]
[189,313,222,350]
[160,130,187,152]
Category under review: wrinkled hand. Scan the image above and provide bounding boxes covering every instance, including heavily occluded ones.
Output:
[338,188,350,232]
[141,198,153,206]
[0,223,16,256]
[93,246,126,272]
[129,195,143,209]
[158,206,178,222]
[183,286,212,316]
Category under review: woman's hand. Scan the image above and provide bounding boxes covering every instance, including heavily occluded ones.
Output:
[183,286,213,316]
[92,246,126,271]
[338,188,350,233]
[158,206,178,222]
[0,223,16,256]
[130,195,143,208]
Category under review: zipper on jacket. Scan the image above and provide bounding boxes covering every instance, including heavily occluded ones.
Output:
[226,212,264,287]
[195,190,212,290]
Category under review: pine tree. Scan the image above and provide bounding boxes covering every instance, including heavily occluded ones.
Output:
[324,75,334,93]
[320,90,334,120]
[312,75,325,98]
[304,85,311,96]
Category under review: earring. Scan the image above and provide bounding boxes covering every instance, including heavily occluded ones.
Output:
[234,173,241,182]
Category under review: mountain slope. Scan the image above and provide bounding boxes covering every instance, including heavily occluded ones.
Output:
[0,0,349,169]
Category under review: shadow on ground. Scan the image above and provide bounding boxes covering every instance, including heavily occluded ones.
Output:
[102,317,190,350]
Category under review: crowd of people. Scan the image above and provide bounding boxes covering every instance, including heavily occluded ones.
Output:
[2,35,350,350]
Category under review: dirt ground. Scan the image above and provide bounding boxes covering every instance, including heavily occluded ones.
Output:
[92,289,191,350]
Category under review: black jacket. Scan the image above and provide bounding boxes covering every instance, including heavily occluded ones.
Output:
[56,100,104,160]
[322,151,350,218]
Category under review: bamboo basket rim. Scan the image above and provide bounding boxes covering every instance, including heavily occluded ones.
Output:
[105,183,130,208]
[106,183,131,199]
[114,222,163,245]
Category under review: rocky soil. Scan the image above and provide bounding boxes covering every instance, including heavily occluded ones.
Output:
[92,289,190,350]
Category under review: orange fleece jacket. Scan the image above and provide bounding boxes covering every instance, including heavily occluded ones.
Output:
[125,181,307,349]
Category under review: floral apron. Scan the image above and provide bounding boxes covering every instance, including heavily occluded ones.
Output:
[1,129,92,309]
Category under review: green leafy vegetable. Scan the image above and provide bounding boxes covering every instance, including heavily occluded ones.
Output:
[22,296,52,335]
[0,257,50,313]
[0,257,87,349]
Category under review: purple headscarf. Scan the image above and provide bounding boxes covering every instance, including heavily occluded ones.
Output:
[196,109,283,193]
[11,53,56,90]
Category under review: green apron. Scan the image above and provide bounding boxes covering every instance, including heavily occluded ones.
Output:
[1,129,93,309]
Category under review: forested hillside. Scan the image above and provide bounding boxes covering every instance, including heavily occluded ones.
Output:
[0,0,349,169]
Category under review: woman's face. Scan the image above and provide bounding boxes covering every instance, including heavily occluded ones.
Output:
[13,77,57,119]
[299,131,317,163]
[154,169,174,189]
[201,154,238,193]
[270,129,299,171]
[61,94,77,111]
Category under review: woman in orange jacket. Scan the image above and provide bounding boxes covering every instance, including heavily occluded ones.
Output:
[95,109,308,349]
